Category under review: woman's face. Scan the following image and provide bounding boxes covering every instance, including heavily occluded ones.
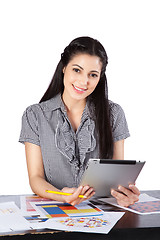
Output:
[62,53,102,103]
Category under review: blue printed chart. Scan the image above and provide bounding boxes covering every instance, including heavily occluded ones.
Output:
[30,201,103,219]
[128,201,160,213]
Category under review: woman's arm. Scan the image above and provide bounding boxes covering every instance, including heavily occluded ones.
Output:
[112,139,124,160]
[111,139,140,207]
[25,142,94,205]
[25,142,58,199]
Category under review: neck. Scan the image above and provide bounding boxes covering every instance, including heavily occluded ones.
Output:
[62,93,86,113]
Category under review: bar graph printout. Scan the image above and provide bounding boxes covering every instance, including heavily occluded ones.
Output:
[30,200,104,219]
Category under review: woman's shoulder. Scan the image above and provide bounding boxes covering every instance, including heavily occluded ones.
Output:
[108,100,124,115]
[22,102,44,118]
[108,99,127,125]
[108,100,130,141]
[23,94,62,114]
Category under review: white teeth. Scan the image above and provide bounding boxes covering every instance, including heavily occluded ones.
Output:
[73,85,86,92]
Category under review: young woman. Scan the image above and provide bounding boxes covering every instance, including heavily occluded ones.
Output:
[19,36,140,206]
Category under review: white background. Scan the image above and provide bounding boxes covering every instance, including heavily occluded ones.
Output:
[0,0,159,195]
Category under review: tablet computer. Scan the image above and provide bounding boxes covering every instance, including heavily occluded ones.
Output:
[80,159,145,197]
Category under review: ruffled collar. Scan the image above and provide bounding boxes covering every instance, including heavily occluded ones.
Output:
[54,94,96,166]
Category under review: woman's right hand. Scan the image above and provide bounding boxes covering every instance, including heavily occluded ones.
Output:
[61,185,95,205]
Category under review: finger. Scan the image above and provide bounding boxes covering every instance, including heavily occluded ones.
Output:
[77,186,92,204]
[111,188,125,200]
[111,187,139,207]
[81,185,90,195]
[111,188,131,204]
[84,187,95,198]
[87,190,96,199]
[71,186,83,199]
[111,189,131,207]
[63,186,83,204]
[70,186,86,205]
[117,199,131,207]
[74,186,95,204]
[118,185,139,204]
[118,185,133,197]
[129,184,140,196]
[118,185,140,201]
[77,189,96,204]
[70,199,81,206]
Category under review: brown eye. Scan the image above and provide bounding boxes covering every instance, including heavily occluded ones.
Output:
[90,73,98,78]
[73,68,80,73]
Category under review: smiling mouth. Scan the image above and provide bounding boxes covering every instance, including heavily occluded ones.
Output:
[72,84,87,92]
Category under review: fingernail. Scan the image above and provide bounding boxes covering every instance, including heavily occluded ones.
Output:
[111,189,115,194]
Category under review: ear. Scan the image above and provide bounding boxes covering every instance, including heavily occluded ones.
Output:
[63,67,66,74]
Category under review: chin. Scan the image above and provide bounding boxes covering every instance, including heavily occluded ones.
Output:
[72,94,87,101]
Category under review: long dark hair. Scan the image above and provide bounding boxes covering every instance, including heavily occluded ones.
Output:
[40,37,113,158]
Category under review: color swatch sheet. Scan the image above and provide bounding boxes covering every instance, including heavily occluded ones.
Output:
[43,211,125,234]
[20,195,50,213]
[30,201,104,219]
[0,196,125,234]
[20,196,51,229]
[99,193,160,215]
[0,202,31,233]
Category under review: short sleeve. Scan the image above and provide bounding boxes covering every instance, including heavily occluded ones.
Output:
[109,101,130,142]
[19,106,40,146]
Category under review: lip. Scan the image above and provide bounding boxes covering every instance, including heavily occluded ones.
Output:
[72,84,87,93]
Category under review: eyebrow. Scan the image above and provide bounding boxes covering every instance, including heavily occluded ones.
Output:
[72,64,100,74]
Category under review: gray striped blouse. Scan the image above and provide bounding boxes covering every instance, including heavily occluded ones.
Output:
[19,94,130,189]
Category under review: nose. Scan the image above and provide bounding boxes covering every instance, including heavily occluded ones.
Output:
[80,74,89,86]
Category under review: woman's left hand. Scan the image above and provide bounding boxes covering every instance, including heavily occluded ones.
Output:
[111,184,140,207]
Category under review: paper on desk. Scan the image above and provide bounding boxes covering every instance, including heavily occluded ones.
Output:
[20,195,51,214]
[0,202,32,232]
[0,227,12,233]
[99,193,160,215]
[20,195,51,229]
[20,197,105,230]
[29,200,104,219]
[43,211,125,234]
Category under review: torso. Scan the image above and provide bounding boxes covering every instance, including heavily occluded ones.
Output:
[19,94,130,189]
[67,109,84,132]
